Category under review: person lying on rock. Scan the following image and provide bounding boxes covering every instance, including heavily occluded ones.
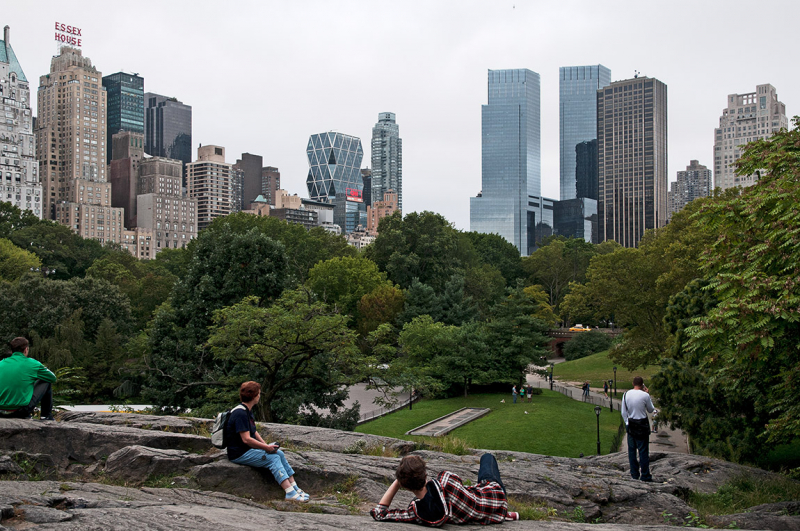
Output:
[371,454,519,526]
[225,381,310,502]
[0,337,56,421]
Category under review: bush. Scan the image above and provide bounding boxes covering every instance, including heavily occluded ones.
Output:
[563,331,613,361]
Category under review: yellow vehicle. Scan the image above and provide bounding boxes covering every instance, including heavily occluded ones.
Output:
[569,324,591,332]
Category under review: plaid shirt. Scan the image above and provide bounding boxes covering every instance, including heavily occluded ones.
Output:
[370,470,511,526]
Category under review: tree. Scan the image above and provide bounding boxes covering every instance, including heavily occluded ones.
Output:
[462,232,524,286]
[206,291,363,423]
[0,238,41,281]
[438,274,478,326]
[307,256,388,322]
[398,278,442,324]
[9,221,107,280]
[356,284,405,337]
[0,202,41,239]
[522,237,594,310]
[563,331,613,361]
[522,285,558,327]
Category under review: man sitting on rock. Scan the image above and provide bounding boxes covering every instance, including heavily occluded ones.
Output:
[225,381,310,502]
[371,454,519,526]
[0,337,57,420]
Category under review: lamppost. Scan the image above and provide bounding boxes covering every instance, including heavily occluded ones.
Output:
[594,405,602,456]
[613,366,617,399]
[30,266,56,277]
[549,363,554,391]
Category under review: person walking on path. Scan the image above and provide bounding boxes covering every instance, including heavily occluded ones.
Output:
[621,376,655,482]
[0,337,57,420]
[511,385,517,404]
[603,380,609,399]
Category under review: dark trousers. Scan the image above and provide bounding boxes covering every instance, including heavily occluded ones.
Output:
[0,380,53,419]
[477,453,506,494]
[627,434,651,481]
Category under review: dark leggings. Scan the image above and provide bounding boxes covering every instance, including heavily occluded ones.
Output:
[477,453,506,494]
[0,380,53,419]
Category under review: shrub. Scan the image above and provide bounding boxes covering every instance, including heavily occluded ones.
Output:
[563,331,612,361]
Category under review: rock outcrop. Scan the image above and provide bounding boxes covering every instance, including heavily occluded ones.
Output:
[1,412,797,530]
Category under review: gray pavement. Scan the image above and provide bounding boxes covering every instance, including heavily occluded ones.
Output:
[406,407,491,436]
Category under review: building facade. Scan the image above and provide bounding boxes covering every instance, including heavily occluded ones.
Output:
[102,72,143,165]
[559,65,610,201]
[713,84,787,191]
[370,112,402,211]
[366,189,398,234]
[575,139,598,200]
[186,145,234,230]
[597,76,668,248]
[108,131,144,229]
[668,160,712,221]
[144,92,192,174]
[0,26,42,218]
[262,166,280,206]
[553,197,597,243]
[233,152,262,210]
[470,68,544,255]
[136,156,197,251]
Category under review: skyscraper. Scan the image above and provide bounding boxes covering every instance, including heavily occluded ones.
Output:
[144,92,192,173]
[233,152,263,210]
[0,26,42,218]
[470,69,543,255]
[597,76,668,247]
[36,46,125,244]
[559,65,610,200]
[109,131,144,229]
[371,112,402,212]
[668,160,712,221]
[305,132,365,234]
[713,84,787,191]
[136,156,197,251]
[186,145,234,230]
[102,72,144,164]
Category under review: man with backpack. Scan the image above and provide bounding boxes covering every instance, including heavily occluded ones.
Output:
[224,381,310,502]
[620,377,655,482]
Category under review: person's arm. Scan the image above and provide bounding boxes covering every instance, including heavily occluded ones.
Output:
[239,431,278,452]
[36,362,57,383]
[646,395,655,414]
[370,480,419,523]
[620,392,628,424]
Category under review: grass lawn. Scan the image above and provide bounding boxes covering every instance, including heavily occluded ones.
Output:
[552,350,657,395]
[356,392,622,458]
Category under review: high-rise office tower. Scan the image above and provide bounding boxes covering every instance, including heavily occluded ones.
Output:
[36,46,125,243]
[233,152,262,210]
[144,92,192,174]
[109,131,144,229]
[136,156,197,251]
[713,84,787,191]
[559,65,610,200]
[360,168,372,207]
[186,145,234,230]
[470,69,543,255]
[597,76,668,247]
[262,166,280,206]
[575,140,598,200]
[0,26,43,218]
[102,72,144,164]
[305,132,365,234]
[371,112,402,212]
[668,160,712,221]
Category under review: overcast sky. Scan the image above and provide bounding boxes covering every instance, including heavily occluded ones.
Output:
[4,0,798,230]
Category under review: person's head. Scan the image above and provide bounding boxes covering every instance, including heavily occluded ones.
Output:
[395,455,427,491]
[633,376,644,388]
[239,381,261,403]
[10,337,29,354]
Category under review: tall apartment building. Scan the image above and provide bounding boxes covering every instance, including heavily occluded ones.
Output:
[36,46,125,244]
[186,144,234,230]
[371,112,402,211]
[668,160,712,221]
[366,189,398,234]
[233,152,262,210]
[136,156,197,251]
[109,131,144,229]
[559,65,610,201]
[262,166,280,206]
[306,131,365,234]
[102,72,144,164]
[597,76,668,248]
[471,69,546,255]
[713,84,787,191]
[1,26,42,218]
[144,93,191,175]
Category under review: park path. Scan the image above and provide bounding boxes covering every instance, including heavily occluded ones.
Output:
[525,366,689,455]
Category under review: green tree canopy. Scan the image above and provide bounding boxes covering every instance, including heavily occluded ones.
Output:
[462,231,524,286]
[307,256,389,322]
[0,237,41,282]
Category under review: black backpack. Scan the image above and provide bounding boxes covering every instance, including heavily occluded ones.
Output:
[211,404,246,449]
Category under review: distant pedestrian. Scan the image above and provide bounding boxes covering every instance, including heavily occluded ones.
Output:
[652,409,660,433]
[519,387,526,401]
[526,385,533,403]
[511,385,517,404]
[603,380,609,399]
[581,382,590,401]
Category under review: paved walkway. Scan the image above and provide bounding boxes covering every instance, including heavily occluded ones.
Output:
[406,407,491,437]
[525,364,689,455]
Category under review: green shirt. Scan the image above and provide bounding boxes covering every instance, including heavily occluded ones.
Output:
[0,352,57,410]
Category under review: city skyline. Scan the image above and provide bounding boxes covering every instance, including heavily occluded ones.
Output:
[2,1,798,231]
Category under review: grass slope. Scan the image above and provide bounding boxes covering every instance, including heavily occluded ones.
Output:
[553,350,656,393]
[356,392,622,458]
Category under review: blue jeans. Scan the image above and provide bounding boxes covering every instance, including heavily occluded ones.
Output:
[627,434,651,481]
[477,453,506,494]
[231,448,295,484]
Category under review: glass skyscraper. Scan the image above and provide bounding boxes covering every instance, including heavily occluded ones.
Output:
[559,65,610,200]
[371,112,402,211]
[470,69,542,255]
[102,72,144,165]
[144,93,192,173]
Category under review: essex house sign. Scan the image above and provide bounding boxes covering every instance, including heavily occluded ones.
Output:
[54,22,82,47]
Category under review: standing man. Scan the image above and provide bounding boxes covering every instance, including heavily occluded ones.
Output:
[620,376,655,482]
[511,385,517,404]
[0,337,57,420]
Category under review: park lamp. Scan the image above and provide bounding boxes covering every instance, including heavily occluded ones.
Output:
[594,405,602,456]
